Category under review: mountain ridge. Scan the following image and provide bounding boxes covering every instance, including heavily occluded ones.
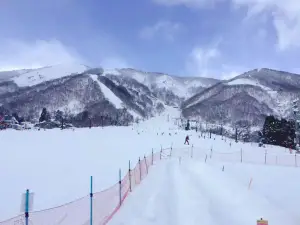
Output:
[0,64,299,130]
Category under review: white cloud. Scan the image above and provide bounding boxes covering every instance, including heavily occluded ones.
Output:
[139,21,182,41]
[185,38,223,77]
[153,0,300,51]
[231,0,300,50]
[185,46,221,77]
[184,39,249,79]
[0,39,84,71]
[153,0,224,8]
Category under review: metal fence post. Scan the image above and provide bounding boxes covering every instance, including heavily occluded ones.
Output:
[144,155,148,174]
[160,148,162,160]
[25,189,29,225]
[265,150,267,164]
[90,176,93,225]
[119,169,122,206]
[139,157,142,181]
[241,148,243,163]
[151,148,154,165]
[129,160,132,192]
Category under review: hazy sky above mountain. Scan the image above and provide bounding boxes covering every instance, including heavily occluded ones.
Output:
[0,0,299,78]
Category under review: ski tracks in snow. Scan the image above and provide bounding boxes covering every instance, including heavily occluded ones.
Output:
[182,161,299,225]
[109,160,299,225]
[109,160,222,225]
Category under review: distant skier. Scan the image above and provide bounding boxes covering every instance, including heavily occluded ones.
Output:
[184,135,189,145]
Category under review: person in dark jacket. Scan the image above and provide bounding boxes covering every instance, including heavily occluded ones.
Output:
[184,135,189,145]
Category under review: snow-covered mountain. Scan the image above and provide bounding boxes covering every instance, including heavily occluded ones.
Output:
[104,68,219,105]
[182,68,300,127]
[0,64,299,128]
[0,65,173,126]
[8,63,89,87]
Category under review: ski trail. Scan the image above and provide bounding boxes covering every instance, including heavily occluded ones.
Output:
[183,161,299,225]
[109,160,219,225]
[108,161,177,225]
[109,160,299,225]
[167,160,215,225]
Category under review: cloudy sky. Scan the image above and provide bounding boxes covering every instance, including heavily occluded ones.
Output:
[0,0,300,78]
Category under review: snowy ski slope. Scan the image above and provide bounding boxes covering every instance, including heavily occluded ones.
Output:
[90,74,124,109]
[1,108,300,224]
[109,159,300,225]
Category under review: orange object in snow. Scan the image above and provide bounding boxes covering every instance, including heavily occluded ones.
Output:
[257,219,268,225]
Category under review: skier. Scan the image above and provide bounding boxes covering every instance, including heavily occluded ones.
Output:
[184,135,189,145]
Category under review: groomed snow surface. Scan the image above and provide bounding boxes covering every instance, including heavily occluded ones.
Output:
[110,160,300,225]
[1,109,300,224]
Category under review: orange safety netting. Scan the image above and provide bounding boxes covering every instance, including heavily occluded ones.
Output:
[0,149,170,225]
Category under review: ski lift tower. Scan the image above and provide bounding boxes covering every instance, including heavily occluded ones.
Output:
[292,99,300,152]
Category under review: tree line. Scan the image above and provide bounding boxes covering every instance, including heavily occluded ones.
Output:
[261,115,296,149]
[38,107,133,129]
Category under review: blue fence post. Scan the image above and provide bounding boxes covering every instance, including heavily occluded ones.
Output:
[25,189,29,225]
[119,169,122,206]
[90,176,93,225]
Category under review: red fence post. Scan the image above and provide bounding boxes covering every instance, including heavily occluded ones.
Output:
[128,160,132,192]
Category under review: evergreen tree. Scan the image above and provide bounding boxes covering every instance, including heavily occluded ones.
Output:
[54,110,63,122]
[81,111,89,121]
[39,108,51,122]
[185,120,190,130]
[262,115,296,149]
